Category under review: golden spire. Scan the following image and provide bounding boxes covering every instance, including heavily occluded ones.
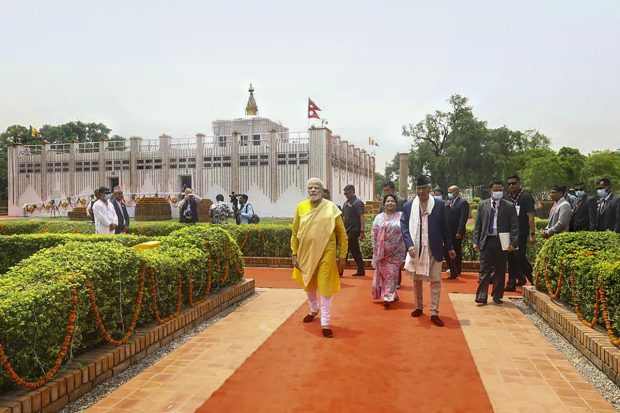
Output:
[245,83,258,116]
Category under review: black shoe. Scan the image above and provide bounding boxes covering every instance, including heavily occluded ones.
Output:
[430,315,445,327]
[411,309,423,317]
[504,287,516,292]
[493,298,503,305]
[474,299,487,305]
[447,275,459,280]
[352,272,366,276]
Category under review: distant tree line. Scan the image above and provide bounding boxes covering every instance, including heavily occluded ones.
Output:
[0,122,124,200]
[384,94,620,198]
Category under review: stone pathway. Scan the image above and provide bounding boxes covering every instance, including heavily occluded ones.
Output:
[83,269,619,412]
[451,293,617,413]
[86,288,306,412]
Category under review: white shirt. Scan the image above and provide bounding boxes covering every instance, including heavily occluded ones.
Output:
[93,199,118,234]
[489,199,499,235]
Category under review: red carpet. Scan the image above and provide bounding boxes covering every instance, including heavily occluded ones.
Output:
[196,268,496,413]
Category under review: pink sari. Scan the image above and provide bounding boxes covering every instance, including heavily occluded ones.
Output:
[371,211,406,301]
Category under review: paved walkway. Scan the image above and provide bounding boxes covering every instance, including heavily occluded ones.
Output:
[85,268,617,412]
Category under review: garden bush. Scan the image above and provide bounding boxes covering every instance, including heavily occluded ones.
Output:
[0,225,243,392]
[0,234,152,274]
[533,231,620,340]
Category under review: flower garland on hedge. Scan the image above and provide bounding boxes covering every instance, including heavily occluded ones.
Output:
[0,286,78,389]
[599,280,620,347]
[149,269,183,324]
[87,262,146,346]
[568,270,600,329]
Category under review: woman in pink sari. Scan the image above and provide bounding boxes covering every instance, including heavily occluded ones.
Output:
[371,194,406,308]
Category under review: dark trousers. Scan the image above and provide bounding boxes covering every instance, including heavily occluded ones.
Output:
[347,231,365,274]
[476,237,508,302]
[507,236,532,287]
[444,237,463,275]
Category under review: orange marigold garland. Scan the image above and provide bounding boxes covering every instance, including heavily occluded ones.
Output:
[568,271,600,328]
[0,286,78,389]
[149,268,183,324]
[87,262,146,346]
[599,280,620,347]
[544,265,563,300]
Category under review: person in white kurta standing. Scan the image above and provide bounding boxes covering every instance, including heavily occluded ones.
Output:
[92,186,118,235]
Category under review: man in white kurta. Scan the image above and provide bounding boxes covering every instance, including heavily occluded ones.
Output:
[92,187,118,235]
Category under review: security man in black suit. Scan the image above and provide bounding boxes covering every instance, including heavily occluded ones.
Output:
[594,178,620,233]
[445,185,470,279]
[569,182,597,231]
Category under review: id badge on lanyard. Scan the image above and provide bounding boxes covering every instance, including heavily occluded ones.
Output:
[515,205,521,216]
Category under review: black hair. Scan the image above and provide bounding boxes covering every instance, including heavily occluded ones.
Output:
[383,194,398,205]
[489,179,503,189]
[598,178,611,187]
[383,181,396,190]
[343,184,355,192]
[216,194,224,202]
[507,175,520,182]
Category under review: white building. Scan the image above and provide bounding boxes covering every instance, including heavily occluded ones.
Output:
[7,87,375,218]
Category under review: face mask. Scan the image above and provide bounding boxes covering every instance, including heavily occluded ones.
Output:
[575,190,585,198]
[434,196,443,202]
[491,191,504,200]
[597,188,608,198]
[447,193,455,200]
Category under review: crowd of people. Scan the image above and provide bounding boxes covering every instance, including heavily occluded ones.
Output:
[291,176,620,338]
[86,186,259,234]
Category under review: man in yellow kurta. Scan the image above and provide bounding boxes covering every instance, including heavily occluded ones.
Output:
[292,178,348,338]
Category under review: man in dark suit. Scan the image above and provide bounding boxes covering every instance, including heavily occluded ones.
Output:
[401,176,455,327]
[111,186,130,234]
[570,182,597,231]
[445,185,470,280]
[594,179,620,233]
[473,180,519,305]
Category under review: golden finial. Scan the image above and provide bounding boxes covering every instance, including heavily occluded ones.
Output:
[245,83,258,116]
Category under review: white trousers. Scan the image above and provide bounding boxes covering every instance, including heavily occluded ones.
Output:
[307,290,333,327]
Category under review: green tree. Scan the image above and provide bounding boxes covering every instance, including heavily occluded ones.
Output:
[374,172,387,200]
[0,125,33,200]
[585,150,620,187]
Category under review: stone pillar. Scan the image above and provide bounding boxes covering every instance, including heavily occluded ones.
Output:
[308,127,331,188]
[370,155,376,200]
[158,134,171,194]
[69,141,77,196]
[269,131,278,202]
[129,136,142,194]
[231,132,240,193]
[195,134,205,195]
[98,140,108,188]
[40,142,48,201]
[399,152,409,199]
[7,144,19,215]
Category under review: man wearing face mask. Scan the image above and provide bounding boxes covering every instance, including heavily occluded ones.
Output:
[505,175,536,292]
[594,179,620,233]
[570,183,597,231]
[473,180,518,305]
[543,185,572,238]
[92,186,118,235]
[445,185,470,280]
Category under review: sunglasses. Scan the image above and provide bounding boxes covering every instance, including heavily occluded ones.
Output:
[507,182,519,186]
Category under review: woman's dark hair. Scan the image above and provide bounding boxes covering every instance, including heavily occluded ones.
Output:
[383,193,398,206]
[216,194,224,202]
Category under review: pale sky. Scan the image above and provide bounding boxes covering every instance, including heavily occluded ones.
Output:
[2,0,619,171]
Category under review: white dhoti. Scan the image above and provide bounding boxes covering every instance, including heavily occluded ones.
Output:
[307,289,333,327]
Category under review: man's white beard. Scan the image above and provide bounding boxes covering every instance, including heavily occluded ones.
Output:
[309,194,321,202]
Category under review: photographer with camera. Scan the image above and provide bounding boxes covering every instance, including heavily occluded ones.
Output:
[179,188,202,224]
[236,194,259,224]
[229,192,241,225]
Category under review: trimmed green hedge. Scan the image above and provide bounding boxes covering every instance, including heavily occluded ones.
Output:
[0,228,243,392]
[0,220,192,236]
[0,234,153,274]
[533,231,620,339]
